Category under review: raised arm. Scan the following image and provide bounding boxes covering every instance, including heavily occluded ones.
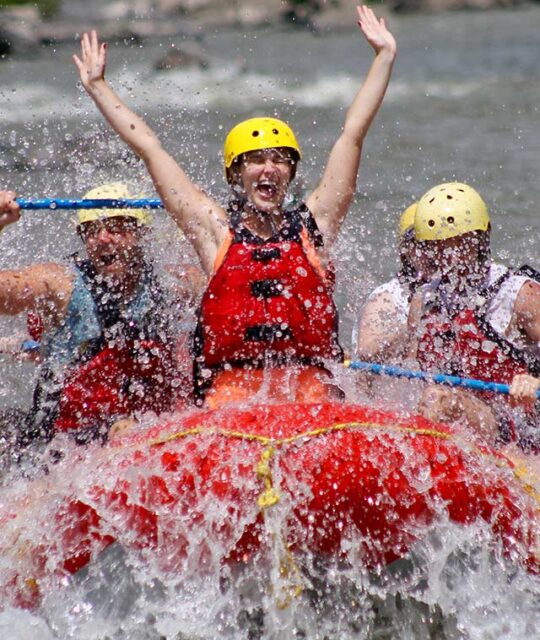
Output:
[73,31,227,273]
[306,6,396,246]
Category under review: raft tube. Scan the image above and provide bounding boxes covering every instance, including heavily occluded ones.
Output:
[1,402,538,609]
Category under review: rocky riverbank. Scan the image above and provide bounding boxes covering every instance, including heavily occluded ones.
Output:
[0,0,534,56]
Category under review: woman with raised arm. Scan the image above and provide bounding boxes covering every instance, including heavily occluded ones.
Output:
[74,5,396,407]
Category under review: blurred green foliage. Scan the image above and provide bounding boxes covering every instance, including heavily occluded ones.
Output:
[0,0,62,19]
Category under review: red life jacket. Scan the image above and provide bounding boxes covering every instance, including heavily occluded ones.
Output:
[417,268,540,446]
[23,256,183,446]
[418,306,532,385]
[193,204,342,396]
[54,340,176,437]
[27,313,44,342]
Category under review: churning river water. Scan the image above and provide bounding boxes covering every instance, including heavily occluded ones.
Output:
[0,6,539,639]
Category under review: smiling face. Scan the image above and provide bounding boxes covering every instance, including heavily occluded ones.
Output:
[79,217,145,286]
[237,148,295,214]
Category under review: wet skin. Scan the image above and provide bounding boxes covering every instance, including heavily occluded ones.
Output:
[238,148,294,219]
[79,217,146,292]
[418,232,487,288]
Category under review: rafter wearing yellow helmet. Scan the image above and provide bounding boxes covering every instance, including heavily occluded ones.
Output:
[223,117,302,184]
[411,182,540,436]
[72,6,397,407]
[414,182,490,242]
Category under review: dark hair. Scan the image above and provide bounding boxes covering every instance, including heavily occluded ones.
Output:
[397,234,418,289]
[476,227,491,267]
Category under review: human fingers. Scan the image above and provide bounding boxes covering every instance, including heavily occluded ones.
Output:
[357,5,377,29]
[99,42,108,68]
[357,7,389,49]
[418,385,444,418]
[0,191,21,229]
[90,30,100,57]
[80,31,91,61]
[510,373,540,404]
[0,191,19,212]
[72,53,83,73]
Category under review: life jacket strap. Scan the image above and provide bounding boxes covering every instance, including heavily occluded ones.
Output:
[245,324,293,343]
[250,279,284,299]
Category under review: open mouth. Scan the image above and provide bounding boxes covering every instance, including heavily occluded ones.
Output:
[98,253,118,267]
[255,180,278,199]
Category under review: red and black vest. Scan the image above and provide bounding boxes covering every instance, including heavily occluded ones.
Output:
[22,256,179,447]
[418,267,540,382]
[193,203,343,397]
[417,267,540,447]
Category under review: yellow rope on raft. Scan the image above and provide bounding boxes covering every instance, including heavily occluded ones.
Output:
[148,419,452,450]
[510,464,540,507]
[143,418,540,509]
[274,543,304,609]
[256,446,281,509]
[112,414,540,608]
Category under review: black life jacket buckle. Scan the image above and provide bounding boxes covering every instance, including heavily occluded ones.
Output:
[250,279,284,299]
[245,324,293,343]
[251,247,281,262]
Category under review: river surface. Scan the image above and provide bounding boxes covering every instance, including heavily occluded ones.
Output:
[0,6,539,639]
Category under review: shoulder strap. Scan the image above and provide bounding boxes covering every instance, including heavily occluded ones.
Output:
[515,264,540,282]
[293,203,324,248]
[212,230,233,274]
[226,200,324,247]
[481,266,512,300]
[475,265,540,377]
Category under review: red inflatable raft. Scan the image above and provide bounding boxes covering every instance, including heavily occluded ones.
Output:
[1,402,539,609]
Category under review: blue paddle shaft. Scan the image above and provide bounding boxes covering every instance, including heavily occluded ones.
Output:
[16,198,164,210]
[347,360,540,398]
[20,340,41,353]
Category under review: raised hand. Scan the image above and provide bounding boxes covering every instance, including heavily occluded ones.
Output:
[356,5,396,57]
[0,191,21,231]
[73,30,107,90]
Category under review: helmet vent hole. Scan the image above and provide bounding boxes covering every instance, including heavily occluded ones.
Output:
[429,197,435,203]
[447,216,455,224]
[446,195,453,200]
[252,130,260,137]
[428,220,435,227]
[272,128,279,135]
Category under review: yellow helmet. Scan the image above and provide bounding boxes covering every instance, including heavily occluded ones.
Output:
[223,117,301,182]
[77,182,151,226]
[414,182,490,242]
[398,202,418,237]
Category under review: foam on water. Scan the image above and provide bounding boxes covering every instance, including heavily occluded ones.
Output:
[0,65,525,127]
[0,399,539,639]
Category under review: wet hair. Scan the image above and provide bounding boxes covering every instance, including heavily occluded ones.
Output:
[397,231,418,287]
[476,227,491,267]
